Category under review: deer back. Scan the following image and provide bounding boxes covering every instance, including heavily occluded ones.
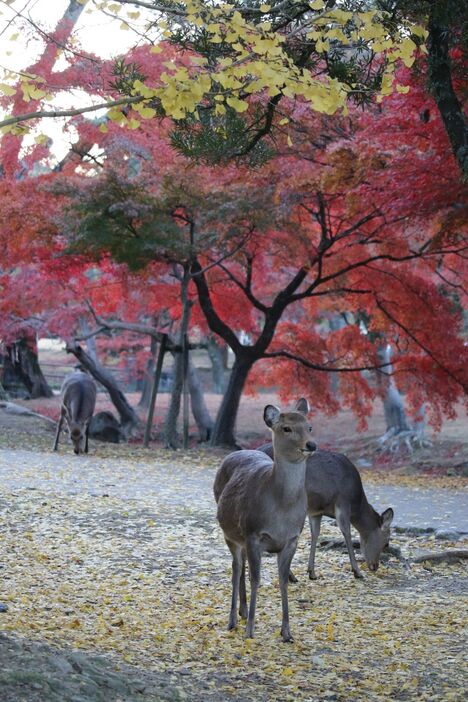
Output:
[61,371,97,424]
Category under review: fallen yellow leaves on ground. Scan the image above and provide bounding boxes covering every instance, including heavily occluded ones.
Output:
[0,442,467,701]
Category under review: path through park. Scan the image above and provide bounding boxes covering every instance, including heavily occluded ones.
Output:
[0,445,467,701]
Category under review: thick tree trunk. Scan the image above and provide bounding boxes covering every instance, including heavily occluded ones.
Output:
[66,342,139,438]
[207,336,226,394]
[428,12,468,178]
[210,355,255,448]
[187,359,214,441]
[6,338,54,399]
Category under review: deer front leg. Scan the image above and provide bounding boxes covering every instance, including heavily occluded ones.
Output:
[308,515,322,580]
[245,538,261,639]
[52,411,64,451]
[278,537,299,643]
[226,540,243,630]
[336,507,363,579]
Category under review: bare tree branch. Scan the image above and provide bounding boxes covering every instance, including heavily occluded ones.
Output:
[263,350,391,373]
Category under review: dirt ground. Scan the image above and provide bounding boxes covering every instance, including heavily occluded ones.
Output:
[0,396,467,701]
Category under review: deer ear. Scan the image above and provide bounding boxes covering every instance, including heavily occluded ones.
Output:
[295,398,310,415]
[264,405,281,428]
[381,508,394,527]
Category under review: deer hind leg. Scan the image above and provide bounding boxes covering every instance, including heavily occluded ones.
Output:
[239,550,248,619]
[308,515,322,580]
[52,410,65,451]
[245,537,261,639]
[335,506,363,579]
[226,540,243,630]
[85,422,90,454]
[278,536,299,643]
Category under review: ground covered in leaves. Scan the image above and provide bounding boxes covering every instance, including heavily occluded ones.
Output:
[0,437,467,702]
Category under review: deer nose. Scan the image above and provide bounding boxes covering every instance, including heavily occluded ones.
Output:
[305,441,317,453]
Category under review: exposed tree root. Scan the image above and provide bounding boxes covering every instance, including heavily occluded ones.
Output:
[411,549,468,565]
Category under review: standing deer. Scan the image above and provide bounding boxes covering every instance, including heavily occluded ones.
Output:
[259,444,393,579]
[214,399,316,642]
[53,371,97,455]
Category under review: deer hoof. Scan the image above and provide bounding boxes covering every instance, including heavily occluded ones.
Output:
[308,570,318,580]
[353,570,364,579]
[239,606,248,619]
[281,630,294,643]
[245,623,254,639]
[288,571,298,583]
[228,616,237,630]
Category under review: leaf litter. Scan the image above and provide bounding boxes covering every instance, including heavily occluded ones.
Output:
[0,443,466,701]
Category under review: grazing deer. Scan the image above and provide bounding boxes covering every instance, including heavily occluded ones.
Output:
[214,399,316,642]
[259,444,393,579]
[53,371,97,455]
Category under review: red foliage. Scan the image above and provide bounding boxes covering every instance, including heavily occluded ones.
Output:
[0,40,467,430]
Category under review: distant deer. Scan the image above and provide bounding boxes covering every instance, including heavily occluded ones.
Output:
[259,444,393,579]
[214,399,316,642]
[53,371,97,455]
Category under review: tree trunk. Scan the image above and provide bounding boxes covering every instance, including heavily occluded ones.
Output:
[383,384,411,435]
[207,336,226,394]
[0,379,8,400]
[66,342,139,437]
[428,11,468,178]
[377,344,411,435]
[163,266,192,448]
[328,314,347,397]
[163,350,184,448]
[6,337,54,399]
[187,359,214,441]
[139,336,158,408]
[210,355,255,448]
[78,318,99,364]
[376,344,427,451]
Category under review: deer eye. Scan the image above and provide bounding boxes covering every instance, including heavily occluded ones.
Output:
[283,427,292,433]
[309,426,313,432]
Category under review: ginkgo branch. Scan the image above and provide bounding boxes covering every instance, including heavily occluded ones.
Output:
[0,96,143,130]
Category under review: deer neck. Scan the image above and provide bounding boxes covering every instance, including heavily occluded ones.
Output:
[271,445,307,504]
[352,497,379,535]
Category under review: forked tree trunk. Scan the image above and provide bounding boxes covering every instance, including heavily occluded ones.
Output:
[66,342,139,438]
[210,356,254,448]
[6,338,54,399]
[187,359,214,441]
